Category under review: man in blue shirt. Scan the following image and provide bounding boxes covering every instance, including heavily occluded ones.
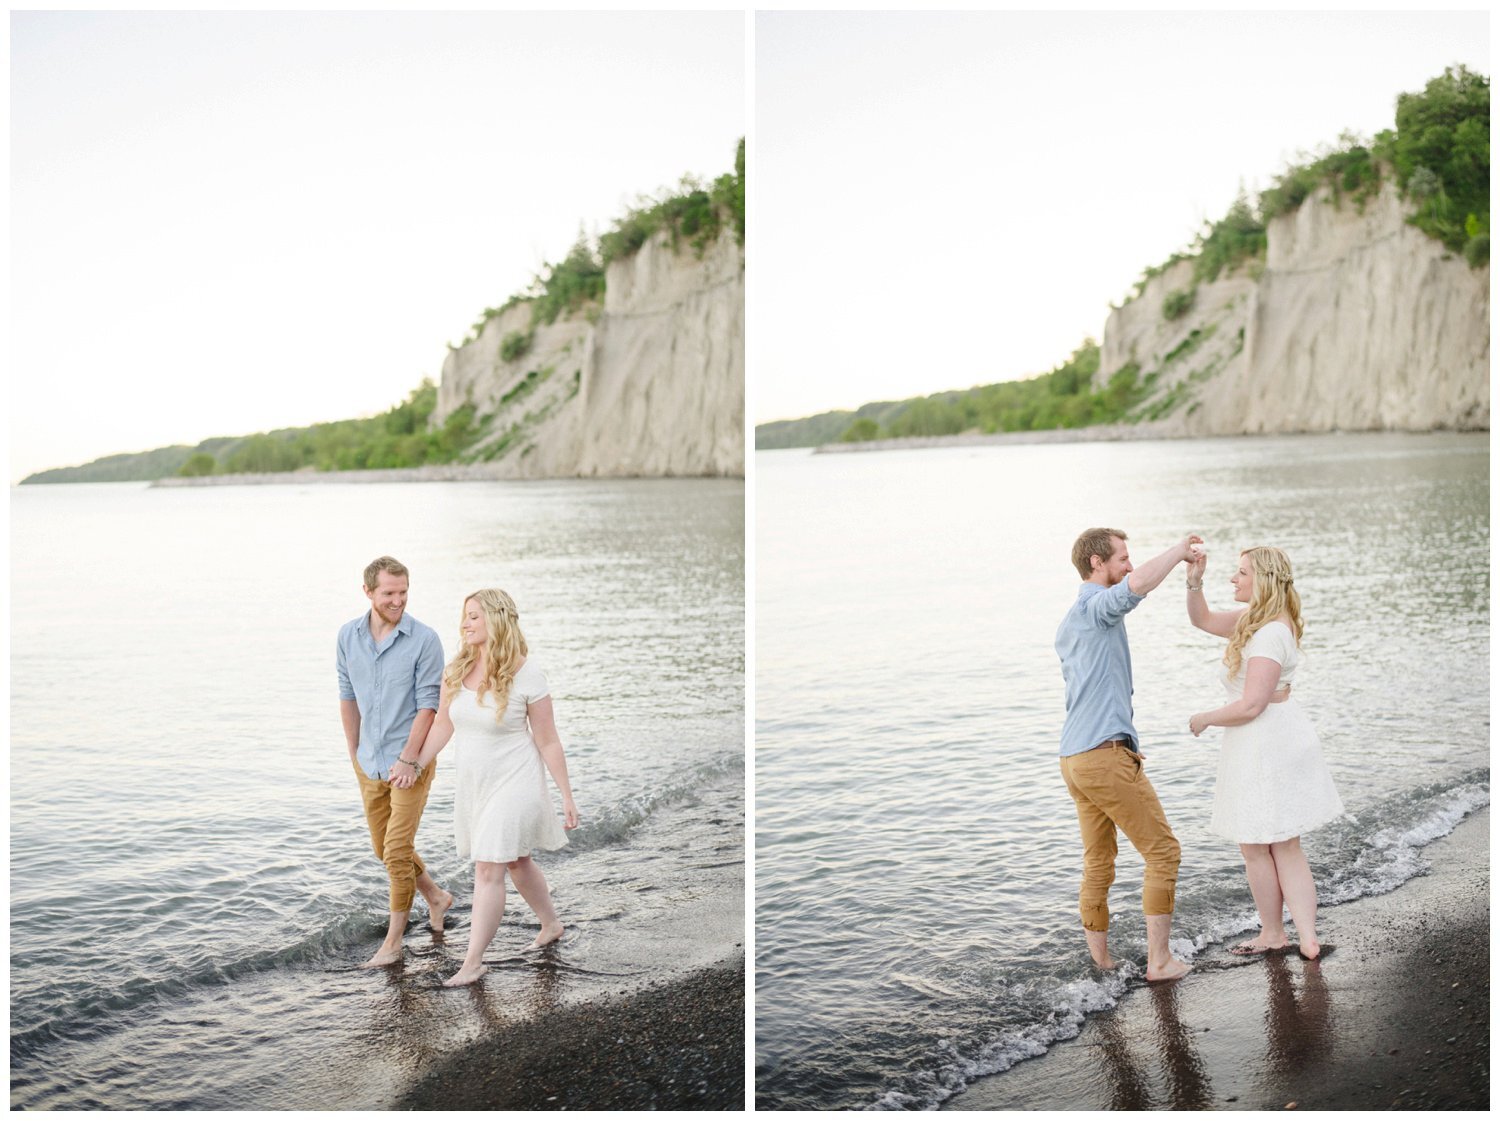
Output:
[1055,528,1200,983]
[337,555,453,968]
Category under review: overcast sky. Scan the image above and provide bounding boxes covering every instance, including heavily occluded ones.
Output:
[753,9,1489,424]
[10,10,744,481]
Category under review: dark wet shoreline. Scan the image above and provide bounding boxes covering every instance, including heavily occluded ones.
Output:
[948,807,1489,1111]
[398,956,745,1110]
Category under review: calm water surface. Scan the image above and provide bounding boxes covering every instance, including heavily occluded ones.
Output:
[755,433,1487,1110]
[11,477,744,1109]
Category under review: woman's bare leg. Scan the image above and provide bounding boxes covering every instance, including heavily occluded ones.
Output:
[506,856,564,947]
[1269,837,1320,958]
[1235,843,1290,952]
[446,862,505,986]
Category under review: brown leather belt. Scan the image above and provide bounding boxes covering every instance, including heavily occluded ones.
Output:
[1091,738,1132,751]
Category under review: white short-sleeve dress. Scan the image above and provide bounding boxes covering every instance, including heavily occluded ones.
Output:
[1210,621,1345,844]
[450,658,569,863]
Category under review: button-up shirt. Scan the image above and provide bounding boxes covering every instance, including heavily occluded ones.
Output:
[336,611,444,779]
[1055,579,1145,756]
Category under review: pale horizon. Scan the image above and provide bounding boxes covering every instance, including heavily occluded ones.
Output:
[10,11,744,482]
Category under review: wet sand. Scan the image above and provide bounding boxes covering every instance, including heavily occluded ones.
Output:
[949,807,1489,1111]
[399,956,744,1110]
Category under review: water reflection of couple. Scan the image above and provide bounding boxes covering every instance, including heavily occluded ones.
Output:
[1055,529,1344,979]
[338,557,580,987]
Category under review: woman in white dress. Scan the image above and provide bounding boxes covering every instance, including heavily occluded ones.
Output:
[408,588,580,987]
[1184,546,1343,961]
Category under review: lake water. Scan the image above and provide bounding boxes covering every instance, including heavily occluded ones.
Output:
[753,433,1488,1110]
[10,476,744,1109]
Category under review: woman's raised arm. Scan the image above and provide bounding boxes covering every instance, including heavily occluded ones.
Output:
[1185,550,1243,637]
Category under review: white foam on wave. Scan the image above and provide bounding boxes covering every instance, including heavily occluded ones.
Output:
[866,970,1134,1110]
[1321,778,1489,905]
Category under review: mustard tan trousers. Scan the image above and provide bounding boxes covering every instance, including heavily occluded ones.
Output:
[353,758,436,912]
[1060,744,1181,932]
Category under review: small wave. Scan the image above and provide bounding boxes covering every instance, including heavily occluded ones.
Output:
[11,909,384,1061]
[563,752,741,851]
[857,774,1489,1111]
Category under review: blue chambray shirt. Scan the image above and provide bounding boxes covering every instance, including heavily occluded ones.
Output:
[336,611,444,779]
[1055,579,1146,756]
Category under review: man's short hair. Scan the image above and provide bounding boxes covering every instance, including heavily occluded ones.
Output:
[1071,528,1126,580]
[363,555,410,590]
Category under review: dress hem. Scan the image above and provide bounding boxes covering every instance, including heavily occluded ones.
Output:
[459,838,567,864]
[1211,812,1344,846]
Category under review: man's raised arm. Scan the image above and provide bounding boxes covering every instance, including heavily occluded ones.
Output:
[1127,535,1203,596]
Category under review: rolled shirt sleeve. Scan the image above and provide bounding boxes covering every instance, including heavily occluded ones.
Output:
[336,627,357,701]
[413,628,443,711]
[1082,577,1145,629]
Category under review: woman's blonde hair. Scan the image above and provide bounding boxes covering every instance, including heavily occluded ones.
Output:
[444,588,528,721]
[1224,546,1303,677]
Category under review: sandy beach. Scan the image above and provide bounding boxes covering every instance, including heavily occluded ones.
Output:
[948,806,1489,1111]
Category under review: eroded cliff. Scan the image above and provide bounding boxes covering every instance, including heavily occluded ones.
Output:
[434,225,744,477]
[1099,179,1489,433]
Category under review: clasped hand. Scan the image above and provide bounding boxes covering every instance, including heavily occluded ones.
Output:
[389,761,419,789]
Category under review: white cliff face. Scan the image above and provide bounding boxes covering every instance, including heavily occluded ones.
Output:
[1100,178,1489,433]
[434,225,744,477]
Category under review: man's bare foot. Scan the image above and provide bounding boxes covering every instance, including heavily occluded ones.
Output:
[1230,937,1291,956]
[529,920,565,949]
[359,945,403,968]
[442,963,488,987]
[428,890,454,932]
[1146,957,1192,982]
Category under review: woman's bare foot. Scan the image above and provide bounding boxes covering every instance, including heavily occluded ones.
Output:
[1297,936,1323,960]
[428,890,454,932]
[359,945,403,968]
[1230,937,1291,956]
[1146,957,1192,982]
[529,920,565,949]
[442,963,488,987]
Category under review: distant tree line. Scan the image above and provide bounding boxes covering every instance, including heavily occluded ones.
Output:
[172,380,482,477]
[821,342,1148,445]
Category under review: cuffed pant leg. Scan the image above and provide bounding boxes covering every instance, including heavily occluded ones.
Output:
[1062,747,1181,923]
[355,760,434,913]
[1115,776,1180,918]
[1061,758,1118,932]
[380,762,435,912]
